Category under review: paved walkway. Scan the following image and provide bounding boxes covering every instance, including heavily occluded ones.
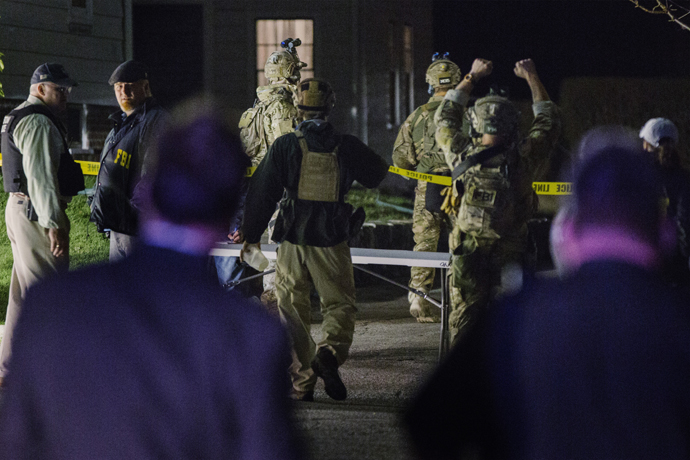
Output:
[293,283,441,460]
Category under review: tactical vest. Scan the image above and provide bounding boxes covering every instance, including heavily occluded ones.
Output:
[294,129,340,202]
[1,104,84,196]
[456,146,529,239]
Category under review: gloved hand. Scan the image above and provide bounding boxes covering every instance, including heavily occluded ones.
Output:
[440,186,460,215]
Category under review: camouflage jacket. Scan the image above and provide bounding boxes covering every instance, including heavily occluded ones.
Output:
[392,95,449,174]
[240,83,299,166]
[435,90,561,239]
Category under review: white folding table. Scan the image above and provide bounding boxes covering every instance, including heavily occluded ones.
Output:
[211,243,453,358]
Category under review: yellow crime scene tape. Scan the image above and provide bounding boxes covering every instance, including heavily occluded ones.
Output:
[0,155,572,195]
[0,155,102,176]
[76,160,100,175]
[386,165,572,195]
[531,182,573,196]
[0,156,258,178]
[387,165,453,186]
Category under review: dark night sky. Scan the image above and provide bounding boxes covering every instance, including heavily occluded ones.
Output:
[432,0,690,100]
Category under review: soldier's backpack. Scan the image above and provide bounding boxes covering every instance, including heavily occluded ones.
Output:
[238,101,268,166]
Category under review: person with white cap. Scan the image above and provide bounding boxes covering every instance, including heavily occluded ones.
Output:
[0,63,83,387]
[640,117,690,286]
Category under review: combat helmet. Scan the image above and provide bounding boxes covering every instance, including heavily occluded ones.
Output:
[426,52,461,95]
[297,78,336,113]
[469,93,519,137]
[264,38,307,84]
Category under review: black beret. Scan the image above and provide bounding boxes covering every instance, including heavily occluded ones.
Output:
[108,60,149,85]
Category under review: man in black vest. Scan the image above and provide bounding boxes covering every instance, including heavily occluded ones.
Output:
[90,60,168,261]
[0,63,78,386]
[241,79,389,401]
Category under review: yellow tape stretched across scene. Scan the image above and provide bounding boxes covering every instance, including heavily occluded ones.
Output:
[386,166,572,195]
[388,165,452,186]
[75,160,100,176]
[0,156,258,178]
[0,155,102,176]
[531,182,573,196]
[0,155,571,195]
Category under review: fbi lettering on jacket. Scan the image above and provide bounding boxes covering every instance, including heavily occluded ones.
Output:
[114,149,132,169]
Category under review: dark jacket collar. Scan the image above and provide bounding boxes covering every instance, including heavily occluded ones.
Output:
[109,97,160,126]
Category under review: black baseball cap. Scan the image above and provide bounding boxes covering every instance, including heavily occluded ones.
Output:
[108,60,149,85]
[30,63,78,87]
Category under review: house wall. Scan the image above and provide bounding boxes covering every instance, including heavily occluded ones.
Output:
[209,0,433,161]
[1,0,125,105]
[359,0,433,160]
[0,0,432,155]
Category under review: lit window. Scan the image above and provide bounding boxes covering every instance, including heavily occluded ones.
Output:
[256,19,314,87]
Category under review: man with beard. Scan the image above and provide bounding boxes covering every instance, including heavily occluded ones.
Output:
[90,60,168,261]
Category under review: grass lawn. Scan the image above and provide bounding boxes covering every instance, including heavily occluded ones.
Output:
[346,185,413,221]
[0,176,110,321]
[0,180,412,324]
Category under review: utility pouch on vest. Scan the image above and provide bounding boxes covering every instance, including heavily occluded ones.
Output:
[425,171,451,213]
[458,168,509,238]
[295,130,340,202]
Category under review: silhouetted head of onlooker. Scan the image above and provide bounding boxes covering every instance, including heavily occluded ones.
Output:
[551,126,674,275]
[140,97,250,254]
[573,142,661,245]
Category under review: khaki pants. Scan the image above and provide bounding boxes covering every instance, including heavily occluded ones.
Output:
[0,195,69,376]
[275,240,357,393]
[109,231,136,262]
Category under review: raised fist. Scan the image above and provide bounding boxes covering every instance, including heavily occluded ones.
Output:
[470,58,493,80]
[514,59,537,80]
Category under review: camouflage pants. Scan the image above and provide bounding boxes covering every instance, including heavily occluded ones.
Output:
[409,181,455,312]
[449,230,525,342]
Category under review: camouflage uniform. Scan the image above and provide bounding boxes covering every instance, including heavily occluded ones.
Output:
[249,83,299,165]
[252,83,299,305]
[435,89,561,340]
[393,95,459,322]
